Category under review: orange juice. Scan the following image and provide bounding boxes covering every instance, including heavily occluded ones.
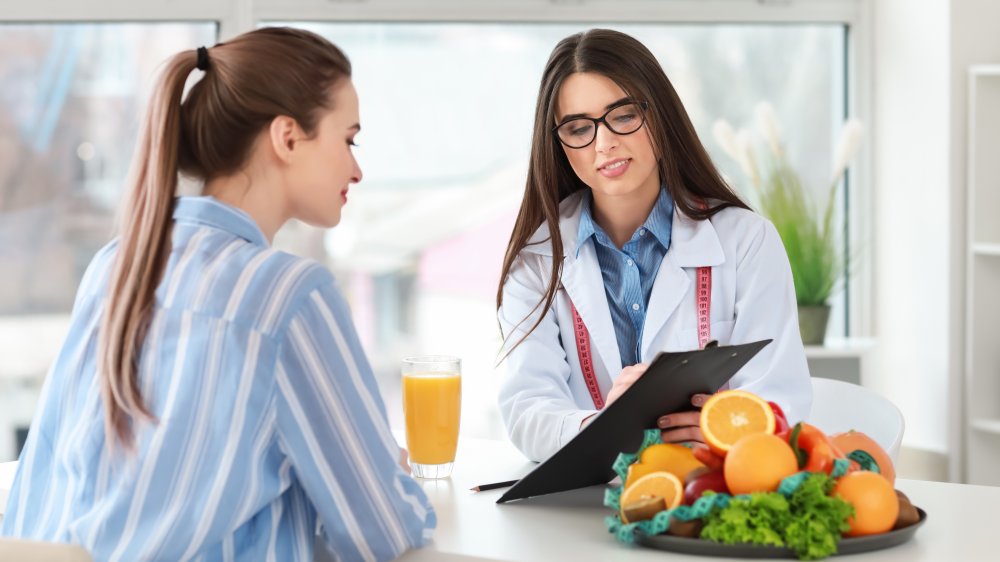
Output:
[402,373,461,465]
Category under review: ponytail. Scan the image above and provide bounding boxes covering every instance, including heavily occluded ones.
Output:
[97,27,351,448]
[98,50,198,448]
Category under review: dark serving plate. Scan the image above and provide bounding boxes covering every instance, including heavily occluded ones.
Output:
[636,507,926,558]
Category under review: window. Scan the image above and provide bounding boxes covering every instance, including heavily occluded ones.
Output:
[0,22,217,461]
[271,22,848,438]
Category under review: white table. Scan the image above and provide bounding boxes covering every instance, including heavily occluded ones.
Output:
[3,442,997,561]
[0,461,15,518]
[398,438,993,562]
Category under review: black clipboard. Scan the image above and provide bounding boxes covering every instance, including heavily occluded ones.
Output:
[497,339,771,503]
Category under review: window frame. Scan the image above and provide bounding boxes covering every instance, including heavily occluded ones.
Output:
[0,0,874,339]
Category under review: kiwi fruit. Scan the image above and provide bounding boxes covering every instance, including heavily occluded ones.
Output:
[621,496,667,523]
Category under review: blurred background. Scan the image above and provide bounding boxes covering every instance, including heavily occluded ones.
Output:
[1,0,996,485]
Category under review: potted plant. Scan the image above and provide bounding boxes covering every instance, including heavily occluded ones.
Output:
[713,103,863,345]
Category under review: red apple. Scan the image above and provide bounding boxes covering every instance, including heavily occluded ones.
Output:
[683,469,729,505]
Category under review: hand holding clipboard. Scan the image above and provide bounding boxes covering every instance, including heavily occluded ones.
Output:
[497,339,771,503]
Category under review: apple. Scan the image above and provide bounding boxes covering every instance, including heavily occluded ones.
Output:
[683,469,729,505]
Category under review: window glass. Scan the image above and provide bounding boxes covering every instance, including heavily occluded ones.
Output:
[0,22,217,461]
[272,22,848,438]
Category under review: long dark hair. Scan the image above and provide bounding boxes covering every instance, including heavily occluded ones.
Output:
[496,28,750,352]
[100,27,351,448]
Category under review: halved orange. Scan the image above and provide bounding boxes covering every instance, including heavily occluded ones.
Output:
[700,390,775,456]
[619,471,683,523]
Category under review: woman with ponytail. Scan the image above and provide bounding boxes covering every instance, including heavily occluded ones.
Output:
[2,27,435,561]
[496,29,812,462]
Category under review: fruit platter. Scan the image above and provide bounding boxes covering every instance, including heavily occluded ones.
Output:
[604,390,924,560]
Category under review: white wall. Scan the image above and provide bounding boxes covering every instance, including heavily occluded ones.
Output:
[947,0,1000,480]
[873,0,1000,469]
[871,0,950,453]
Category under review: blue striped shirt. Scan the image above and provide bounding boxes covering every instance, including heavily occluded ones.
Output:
[1,196,435,561]
[576,187,673,368]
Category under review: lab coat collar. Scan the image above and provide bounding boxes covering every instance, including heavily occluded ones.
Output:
[574,187,674,258]
[523,191,727,379]
[524,191,726,268]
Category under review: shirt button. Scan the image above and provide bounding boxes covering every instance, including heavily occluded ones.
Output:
[632,303,640,311]
[626,258,634,266]
[640,229,646,236]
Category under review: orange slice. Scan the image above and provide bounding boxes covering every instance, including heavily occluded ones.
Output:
[619,471,683,523]
[699,390,776,456]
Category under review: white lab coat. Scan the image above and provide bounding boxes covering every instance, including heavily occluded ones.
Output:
[497,191,813,462]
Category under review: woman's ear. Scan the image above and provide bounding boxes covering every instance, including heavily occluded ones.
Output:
[268,115,300,164]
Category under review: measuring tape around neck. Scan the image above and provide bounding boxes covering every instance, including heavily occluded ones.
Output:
[570,265,713,410]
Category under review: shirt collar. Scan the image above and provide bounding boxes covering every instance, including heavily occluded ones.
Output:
[172,196,269,247]
[575,192,599,257]
[642,186,674,250]
[575,186,674,256]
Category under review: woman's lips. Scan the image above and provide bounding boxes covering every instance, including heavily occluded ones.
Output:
[598,158,631,178]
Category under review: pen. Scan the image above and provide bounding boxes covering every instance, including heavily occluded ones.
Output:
[469,479,519,492]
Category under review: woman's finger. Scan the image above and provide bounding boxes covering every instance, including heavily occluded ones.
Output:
[657,410,701,429]
[660,426,706,444]
[691,393,712,407]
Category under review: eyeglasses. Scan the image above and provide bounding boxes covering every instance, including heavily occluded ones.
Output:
[553,101,649,149]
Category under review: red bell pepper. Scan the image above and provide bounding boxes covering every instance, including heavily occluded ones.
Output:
[784,422,846,474]
[692,444,725,471]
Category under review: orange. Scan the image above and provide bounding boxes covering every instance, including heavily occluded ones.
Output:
[700,390,776,456]
[619,471,683,523]
[723,433,799,495]
[625,462,656,489]
[832,471,899,536]
[625,444,706,488]
[830,430,896,484]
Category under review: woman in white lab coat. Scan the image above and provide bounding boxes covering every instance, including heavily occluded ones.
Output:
[496,29,812,462]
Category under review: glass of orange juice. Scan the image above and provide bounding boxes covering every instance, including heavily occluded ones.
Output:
[401,355,461,479]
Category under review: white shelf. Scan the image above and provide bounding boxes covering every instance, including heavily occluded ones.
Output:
[804,337,875,359]
[970,64,1000,76]
[970,419,1000,435]
[972,243,1000,256]
[961,65,1000,484]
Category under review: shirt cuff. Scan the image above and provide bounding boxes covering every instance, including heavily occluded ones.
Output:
[559,409,600,448]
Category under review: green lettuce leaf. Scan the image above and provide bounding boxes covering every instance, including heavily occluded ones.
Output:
[700,473,855,560]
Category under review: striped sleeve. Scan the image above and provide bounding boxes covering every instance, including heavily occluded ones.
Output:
[273,279,436,562]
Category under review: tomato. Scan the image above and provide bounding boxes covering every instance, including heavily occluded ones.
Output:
[768,401,790,434]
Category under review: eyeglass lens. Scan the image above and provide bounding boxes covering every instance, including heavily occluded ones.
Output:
[556,103,645,148]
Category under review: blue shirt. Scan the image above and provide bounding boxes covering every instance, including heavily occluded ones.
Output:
[577,188,674,368]
[2,196,435,561]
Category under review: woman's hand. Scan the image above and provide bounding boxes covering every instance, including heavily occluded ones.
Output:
[605,363,650,406]
[398,447,412,475]
[657,393,711,445]
[580,363,650,430]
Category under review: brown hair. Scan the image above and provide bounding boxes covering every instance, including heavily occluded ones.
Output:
[496,29,750,353]
[99,27,351,447]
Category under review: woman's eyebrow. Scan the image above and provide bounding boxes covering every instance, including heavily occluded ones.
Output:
[558,97,632,122]
[348,123,361,132]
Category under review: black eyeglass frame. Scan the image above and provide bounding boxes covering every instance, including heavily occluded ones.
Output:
[552,100,650,149]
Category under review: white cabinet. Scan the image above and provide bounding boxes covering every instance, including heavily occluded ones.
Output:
[963,65,1000,485]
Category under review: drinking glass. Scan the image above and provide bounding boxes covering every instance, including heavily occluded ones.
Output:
[401,355,461,478]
